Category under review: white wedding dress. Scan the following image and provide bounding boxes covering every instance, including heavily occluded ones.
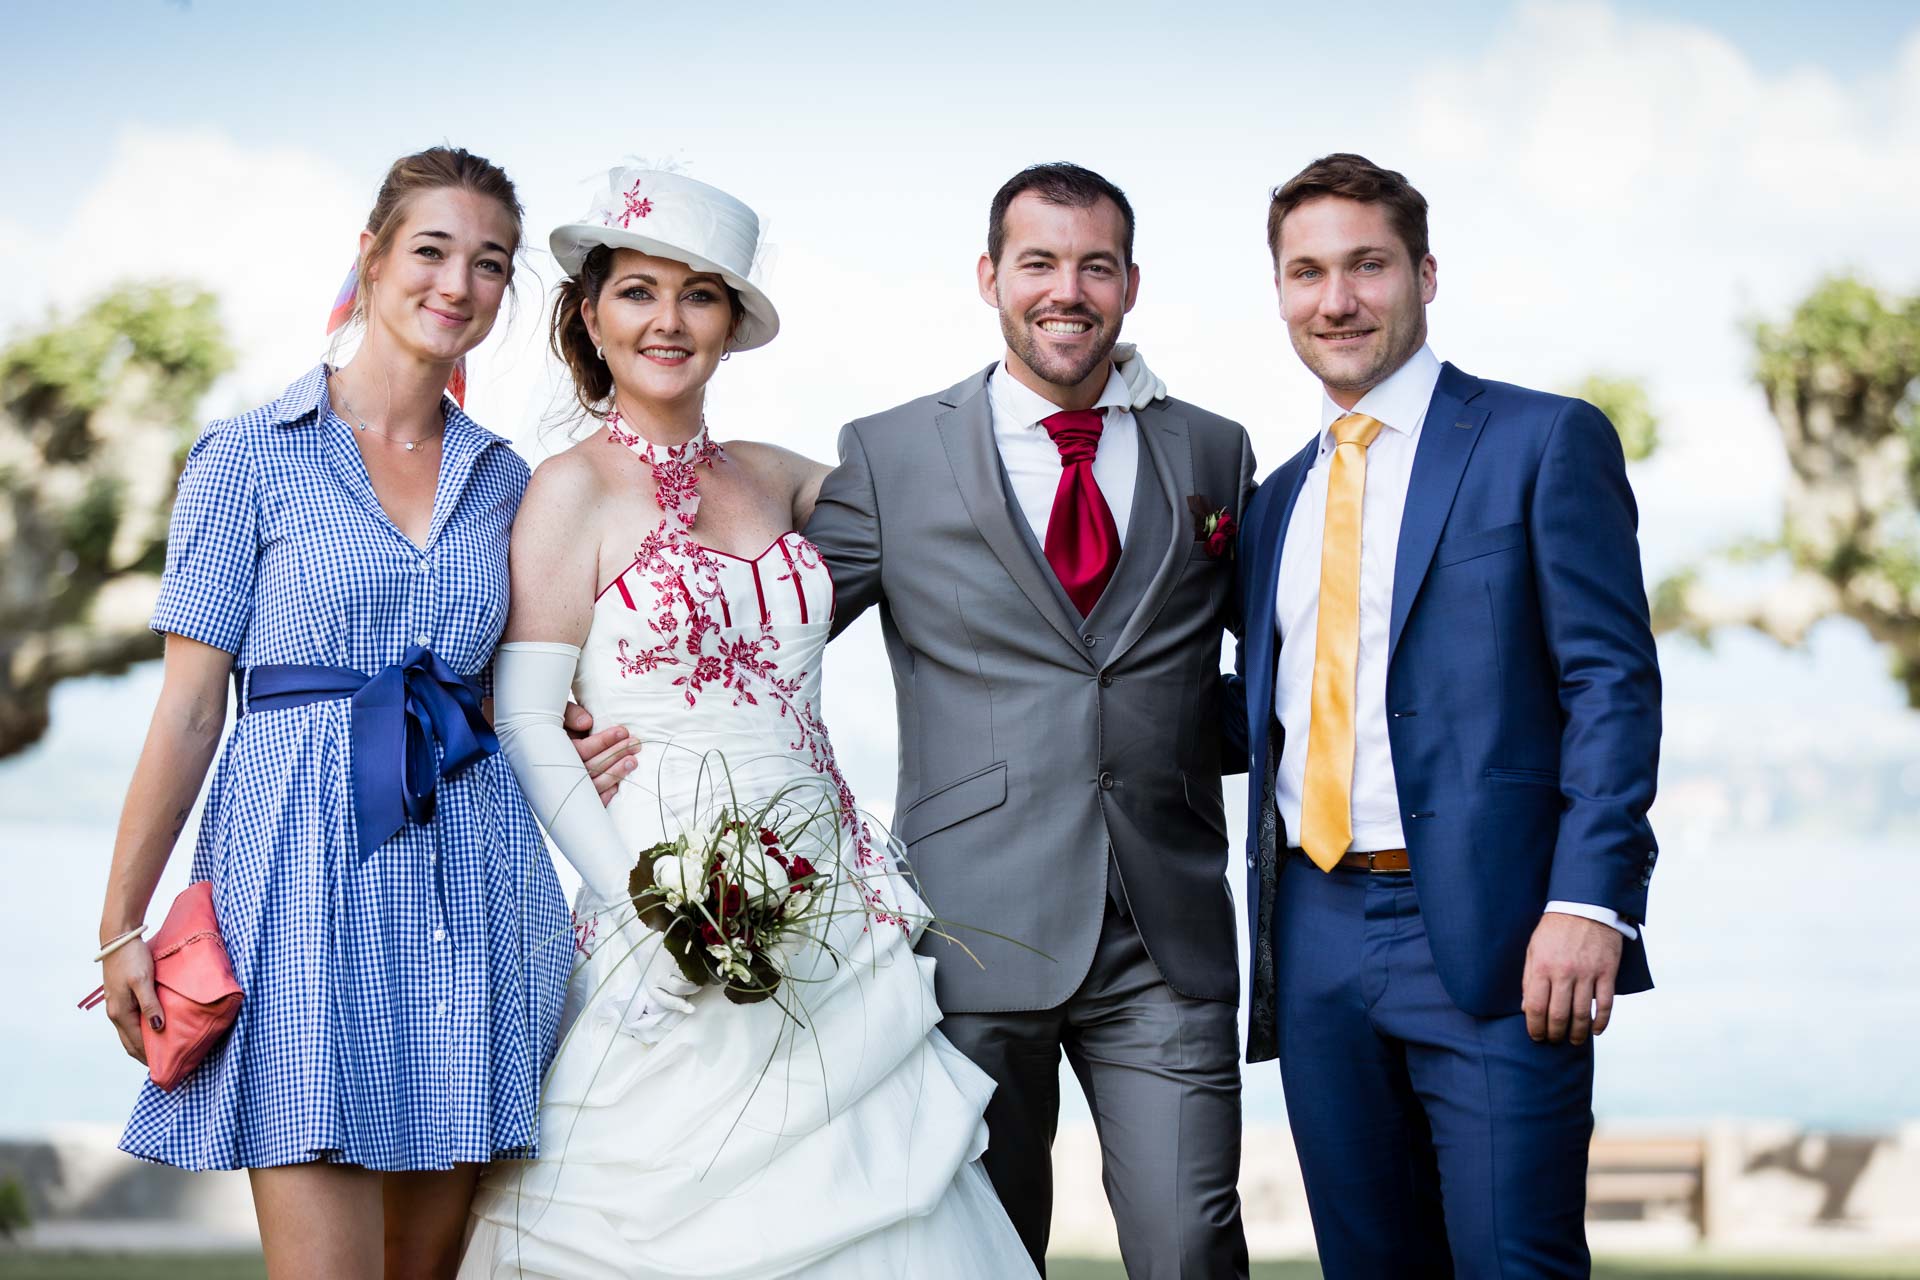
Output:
[460,428,1036,1279]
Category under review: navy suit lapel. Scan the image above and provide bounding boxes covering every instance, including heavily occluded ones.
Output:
[1388,363,1490,661]
[1246,433,1319,766]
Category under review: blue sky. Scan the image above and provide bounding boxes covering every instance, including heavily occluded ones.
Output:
[6,0,1918,229]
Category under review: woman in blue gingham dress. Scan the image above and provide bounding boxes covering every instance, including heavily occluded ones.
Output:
[118,365,569,1169]
[93,148,575,1276]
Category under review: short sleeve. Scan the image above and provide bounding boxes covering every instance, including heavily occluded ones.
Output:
[149,422,261,654]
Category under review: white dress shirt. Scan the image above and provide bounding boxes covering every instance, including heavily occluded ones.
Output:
[1272,345,1634,938]
[990,362,1138,548]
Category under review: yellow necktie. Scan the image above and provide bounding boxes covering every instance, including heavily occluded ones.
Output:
[1300,412,1385,872]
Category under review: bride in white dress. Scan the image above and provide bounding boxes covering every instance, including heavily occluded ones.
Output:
[458,169,1039,1278]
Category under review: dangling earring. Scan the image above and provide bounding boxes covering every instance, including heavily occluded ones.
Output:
[596,345,605,361]
[720,349,732,363]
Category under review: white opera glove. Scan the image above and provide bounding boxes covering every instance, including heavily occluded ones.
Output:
[497,643,701,1046]
[493,641,639,907]
[614,929,700,1045]
[1112,342,1167,409]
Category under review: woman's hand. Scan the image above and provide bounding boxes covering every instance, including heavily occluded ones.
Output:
[100,938,163,1063]
[94,633,230,1065]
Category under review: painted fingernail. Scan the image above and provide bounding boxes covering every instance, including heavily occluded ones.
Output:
[150,1015,164,1031]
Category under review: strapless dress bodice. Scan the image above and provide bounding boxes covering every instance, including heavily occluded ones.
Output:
[578,528,870,864]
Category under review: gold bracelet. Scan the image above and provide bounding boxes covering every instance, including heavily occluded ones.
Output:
[93,926,148,963]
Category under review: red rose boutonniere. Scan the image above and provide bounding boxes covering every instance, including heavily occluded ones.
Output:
[1188,495,1237,560]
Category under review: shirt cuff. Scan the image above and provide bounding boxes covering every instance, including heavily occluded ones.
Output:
[1545,901,1639,940]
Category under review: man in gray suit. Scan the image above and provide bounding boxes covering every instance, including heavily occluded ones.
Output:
[806,164,1253,1277]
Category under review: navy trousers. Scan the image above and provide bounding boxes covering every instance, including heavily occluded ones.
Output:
[1273,856,1595,1278]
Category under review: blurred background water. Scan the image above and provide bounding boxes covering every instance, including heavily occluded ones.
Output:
[10,623,1918,1140]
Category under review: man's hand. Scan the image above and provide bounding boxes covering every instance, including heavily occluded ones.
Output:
[1522,912,1624,1045]
[565,702,640,807]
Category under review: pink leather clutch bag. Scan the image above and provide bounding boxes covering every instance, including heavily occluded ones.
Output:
[80,881,243,1091]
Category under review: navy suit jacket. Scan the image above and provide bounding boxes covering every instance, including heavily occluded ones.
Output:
[1226,362,1660,1059]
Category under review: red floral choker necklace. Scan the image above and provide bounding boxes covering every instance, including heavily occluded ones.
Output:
[607,412,722,531]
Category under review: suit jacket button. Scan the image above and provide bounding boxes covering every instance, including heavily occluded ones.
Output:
[1099,673,1113,687]
[1083,633,1097,646]
[1098,771,1115,791]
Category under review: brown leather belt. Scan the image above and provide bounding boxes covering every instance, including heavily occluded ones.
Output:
[1292,847,1410,873]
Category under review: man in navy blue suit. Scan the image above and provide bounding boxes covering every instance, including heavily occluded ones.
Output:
[1228,154,1662,1276]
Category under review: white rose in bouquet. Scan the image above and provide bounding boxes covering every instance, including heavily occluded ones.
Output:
[737,846,790,902]
[651,850,708,905]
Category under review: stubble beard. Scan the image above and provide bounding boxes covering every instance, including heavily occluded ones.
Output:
[1294,311,1425,401]
[1001,302,1118,391]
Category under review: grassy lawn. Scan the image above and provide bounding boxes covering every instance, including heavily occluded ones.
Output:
[0,1258,263,1280]
[3,1255,1918,1279]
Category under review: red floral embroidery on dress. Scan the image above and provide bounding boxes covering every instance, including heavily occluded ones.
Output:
[570,908,600,957]
[596,417,904,931]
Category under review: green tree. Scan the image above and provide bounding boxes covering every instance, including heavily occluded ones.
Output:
[1605,277,1920,708]
[0,1175,27,1240]
[1570,374,1659,463]
[0,283,231,758]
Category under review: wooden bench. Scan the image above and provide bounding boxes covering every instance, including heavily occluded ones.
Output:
[1587,1134,1708,1234]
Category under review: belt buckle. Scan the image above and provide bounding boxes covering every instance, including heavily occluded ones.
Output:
[1361,848,1410,873]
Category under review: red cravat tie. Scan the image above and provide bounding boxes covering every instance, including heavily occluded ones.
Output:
[1041,409,1121,616]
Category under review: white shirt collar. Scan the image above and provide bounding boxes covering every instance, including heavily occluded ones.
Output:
[990,360,1132,429]
[1317,343,1442,444]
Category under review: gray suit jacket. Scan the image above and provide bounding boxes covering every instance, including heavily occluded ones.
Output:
[805,365,1256,1013]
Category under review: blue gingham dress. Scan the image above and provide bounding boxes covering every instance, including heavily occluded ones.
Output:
[120,365,570,1172]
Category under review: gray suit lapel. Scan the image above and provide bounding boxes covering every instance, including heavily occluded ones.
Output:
[934,375,1095,665]
[998,466,1085,618]
[1104,402,1195,667]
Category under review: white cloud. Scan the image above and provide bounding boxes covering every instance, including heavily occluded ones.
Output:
[3,126,366,414]
[1412,2,1920,225]
[1388,3,1920,569]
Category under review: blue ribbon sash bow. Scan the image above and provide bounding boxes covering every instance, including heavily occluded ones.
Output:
[241,646,498,859]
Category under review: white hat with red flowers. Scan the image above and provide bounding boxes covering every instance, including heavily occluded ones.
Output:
[549,167,779,351]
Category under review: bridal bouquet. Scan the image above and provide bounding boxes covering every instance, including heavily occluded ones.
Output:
[626,805,830,1005]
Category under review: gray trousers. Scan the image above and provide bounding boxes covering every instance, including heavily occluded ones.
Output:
[939,900,1249,1278]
